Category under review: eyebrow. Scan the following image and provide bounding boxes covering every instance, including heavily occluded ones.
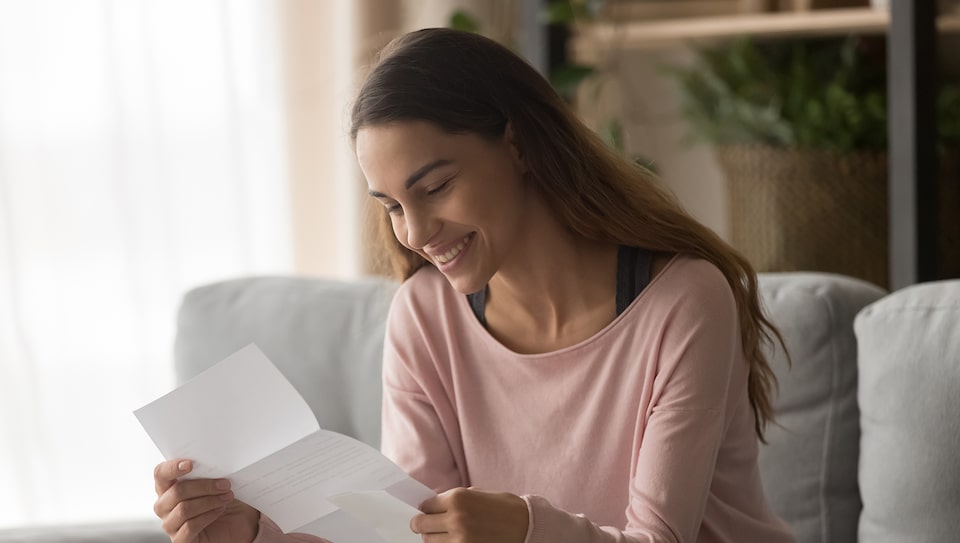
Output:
[368,159,453,199]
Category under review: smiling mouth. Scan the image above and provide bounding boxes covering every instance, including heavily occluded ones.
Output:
[434,233,474,265]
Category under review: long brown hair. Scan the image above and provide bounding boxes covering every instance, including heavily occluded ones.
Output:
[351,28,785,440]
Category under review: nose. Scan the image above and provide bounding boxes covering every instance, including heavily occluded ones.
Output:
[402,208,440,250]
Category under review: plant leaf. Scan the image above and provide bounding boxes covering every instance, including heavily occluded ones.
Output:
[542,1,593,24]
[543,1,576,24]
[449,10,479,33]
[599,119,623,152]
[663,36,902,151]
[550,64,595,97]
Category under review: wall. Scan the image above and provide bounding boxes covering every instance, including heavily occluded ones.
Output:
[577,47,730,240]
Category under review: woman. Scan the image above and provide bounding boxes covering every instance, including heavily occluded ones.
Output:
[152,28,794,543]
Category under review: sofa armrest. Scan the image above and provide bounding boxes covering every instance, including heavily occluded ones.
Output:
[855,279,960,542]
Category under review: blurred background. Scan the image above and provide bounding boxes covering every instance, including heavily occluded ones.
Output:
[1,0,958,530]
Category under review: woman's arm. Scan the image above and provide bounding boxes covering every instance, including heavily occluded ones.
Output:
[379,293,465,493]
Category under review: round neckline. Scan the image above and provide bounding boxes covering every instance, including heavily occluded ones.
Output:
[456,253,682,360]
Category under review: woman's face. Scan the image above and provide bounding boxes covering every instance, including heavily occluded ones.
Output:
[357,120,531,294]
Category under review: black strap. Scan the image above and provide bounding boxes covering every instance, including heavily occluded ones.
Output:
[468,285,488,328]
[616,245,652,315]
[466,246,653,327]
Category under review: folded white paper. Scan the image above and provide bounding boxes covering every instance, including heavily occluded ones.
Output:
[135,344,434,542]
[329,491,423,543]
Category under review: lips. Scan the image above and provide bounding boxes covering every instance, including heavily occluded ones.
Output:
[431,233,474,267]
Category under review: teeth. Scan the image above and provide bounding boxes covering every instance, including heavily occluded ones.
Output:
[435,234,472,265]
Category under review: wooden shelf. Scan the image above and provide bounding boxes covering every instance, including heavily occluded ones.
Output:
[572,8,960,58]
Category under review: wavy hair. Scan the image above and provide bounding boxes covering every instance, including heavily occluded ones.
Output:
[350,28,785,440]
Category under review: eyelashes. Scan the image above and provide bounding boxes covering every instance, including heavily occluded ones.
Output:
[384,175,457,216]
[426,179,452,196]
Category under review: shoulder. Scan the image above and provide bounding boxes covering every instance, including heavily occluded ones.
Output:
[387,265,465,335]
[645,256,746,395]
[652,254,737,317]
[644,254,739,336]
[391,265,455,312]
[383,266,475,388]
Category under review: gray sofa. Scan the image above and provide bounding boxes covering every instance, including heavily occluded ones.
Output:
[3,273,957,543]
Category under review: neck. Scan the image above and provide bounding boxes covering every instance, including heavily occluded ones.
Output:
[485,199,618,339]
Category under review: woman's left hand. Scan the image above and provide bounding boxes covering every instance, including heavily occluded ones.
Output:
[410,487,528,543]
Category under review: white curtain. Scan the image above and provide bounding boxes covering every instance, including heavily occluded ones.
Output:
[0,0,292,527]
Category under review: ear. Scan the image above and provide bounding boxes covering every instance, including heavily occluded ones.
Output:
[503,122,528,174]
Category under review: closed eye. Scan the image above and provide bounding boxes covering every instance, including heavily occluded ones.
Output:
[426,178,453,196]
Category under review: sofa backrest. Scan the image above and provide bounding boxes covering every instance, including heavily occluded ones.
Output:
[174,276,397,448]
[855,279,960,543]
[757,273,885,543]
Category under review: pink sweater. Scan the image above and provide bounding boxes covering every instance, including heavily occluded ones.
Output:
[254,255,794,543]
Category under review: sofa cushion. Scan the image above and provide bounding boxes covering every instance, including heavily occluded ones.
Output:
[855,279,960,543]
[174,276,397,448]
[757,273,885,543]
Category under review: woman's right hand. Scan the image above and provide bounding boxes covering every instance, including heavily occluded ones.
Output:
[153,459,260,543]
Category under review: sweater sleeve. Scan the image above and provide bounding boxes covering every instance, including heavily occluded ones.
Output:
[379,284,465,494]
[521,270,743,543]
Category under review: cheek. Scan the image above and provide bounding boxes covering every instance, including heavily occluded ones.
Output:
[390,217,407,245]
[476,173,524,222]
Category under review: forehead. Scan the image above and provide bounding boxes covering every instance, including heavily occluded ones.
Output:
[357,122,447,172]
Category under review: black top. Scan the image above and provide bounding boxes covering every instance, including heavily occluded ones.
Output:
[467,246,654,328]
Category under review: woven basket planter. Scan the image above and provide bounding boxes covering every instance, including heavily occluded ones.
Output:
[715,145,960,288]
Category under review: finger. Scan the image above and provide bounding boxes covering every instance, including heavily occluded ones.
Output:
[154,459,193,495]
[425,486,473,513]
[171,504,226,543]
[410,512,450,535]
[419,495,444,514]
[154,478,232,519]
[162,493,233,536]
[421,533,447,543]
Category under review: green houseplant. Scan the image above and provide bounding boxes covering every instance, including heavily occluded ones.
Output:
[666,36,960,286]
[669,36,960,151]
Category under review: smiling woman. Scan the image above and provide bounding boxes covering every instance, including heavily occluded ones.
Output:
[151,28,796,543]
[358,122,534,296]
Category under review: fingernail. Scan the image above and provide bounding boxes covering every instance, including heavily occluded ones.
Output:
[177,461,190,472]
[220,492,233,502]
[216,479,230,490]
